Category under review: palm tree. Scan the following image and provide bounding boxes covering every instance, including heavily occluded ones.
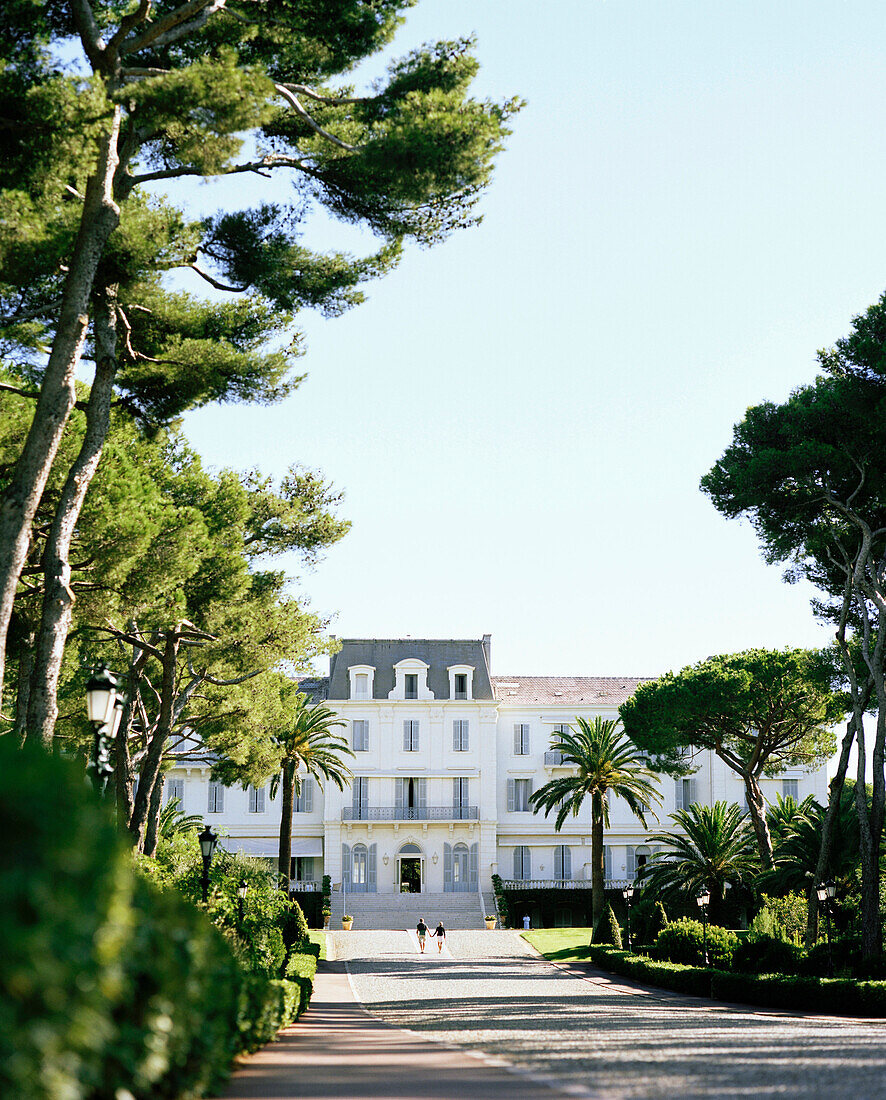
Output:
[270,692,352,887]
[641,801,759,920]
[529,717,660,926]
[158,796,204,840]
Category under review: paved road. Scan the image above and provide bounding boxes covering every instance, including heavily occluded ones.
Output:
[331,929,886,1099]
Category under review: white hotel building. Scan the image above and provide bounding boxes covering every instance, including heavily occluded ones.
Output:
[164,636,828,904]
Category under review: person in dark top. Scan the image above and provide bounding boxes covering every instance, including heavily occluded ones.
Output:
[416,918,428,952]
[431,921,446,952]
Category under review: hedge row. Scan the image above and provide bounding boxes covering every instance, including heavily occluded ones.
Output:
[0,740,313,1100]
[586,946,886,1016]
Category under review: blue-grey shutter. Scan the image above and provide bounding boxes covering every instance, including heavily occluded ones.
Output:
[342,843,351,887]
[689,778,699,806]
[403,720,410,750]
[417,778,427,810]
[626,845,636,879]
[395,777,404,813]
[604,844,612,880]
[303,777,313,813]
[675,779,683,811]
[524,846,531,879]
[562,845,571,880]
[554,844,563,879]
[368,843,377,892]
[470,842,478,886]
[507,778,515,812]
[513,724,522,754]
[452,721,459,751]
[513,846,522,880]
[452,778,459,810]
[444,842,452,891]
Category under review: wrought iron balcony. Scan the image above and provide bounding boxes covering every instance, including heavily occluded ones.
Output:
[500,878,633,890]
[287,880,320,892]
[342,805,479,822]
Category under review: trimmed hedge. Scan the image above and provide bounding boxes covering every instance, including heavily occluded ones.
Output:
[297,940,322,960]
[284,952,319,1017]
[586,945,886,1017]
[0,740,312,1100]
[653,918,737,968]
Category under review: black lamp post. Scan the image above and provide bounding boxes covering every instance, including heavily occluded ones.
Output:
[622,884,635,950]
[198,825,218,903]
[85,665,119,795]
[816,879,836,977]
[237,878,249,926]
[696,887,711,966]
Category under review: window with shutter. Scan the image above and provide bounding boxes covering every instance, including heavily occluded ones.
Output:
[603,845,612,881]
[513,845,531,880]
[341,843,351,886]
[554,845,571,881]
[352,777,368,819]
[207,781,224,814]
[513,778,532,812]
[165,777,184,805]
[470,842,479,886]
[367,843,377,892]
[782,778,799,801]
[403,720,419,751]
[295,777,314,813]
[352,720,369,752]
[453,719,469,751]
[443,843,453,891]
[626,845,636,879]
[453,777,470,817]
[248,785,265,813]
[514,723,530,755]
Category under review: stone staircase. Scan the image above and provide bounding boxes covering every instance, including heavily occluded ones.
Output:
[328,889,491,931]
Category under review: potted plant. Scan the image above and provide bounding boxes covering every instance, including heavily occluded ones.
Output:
[322,906,331,930]
[484,914,497,930]
[341,914,353,930]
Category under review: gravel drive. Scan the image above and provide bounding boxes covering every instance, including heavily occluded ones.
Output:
[329,929,886,1099]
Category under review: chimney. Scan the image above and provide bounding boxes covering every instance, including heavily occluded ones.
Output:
[482,633,492,673]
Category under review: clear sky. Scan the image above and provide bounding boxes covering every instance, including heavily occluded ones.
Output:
[178,1,886,680]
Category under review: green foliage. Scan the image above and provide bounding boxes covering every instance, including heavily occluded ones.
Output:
[620,649,841,779]
[491,873,509,927]
[762,787,860,895]
[281,898,310,955]
[649,901,670,944]
[654,918,738,969]
[0,738,307,1100]
[641,802,759,909]
[586,946,713,998]
[752,892,807,945]
[157,796,204,840]
[593,904,623,948]
[733,934,805,976]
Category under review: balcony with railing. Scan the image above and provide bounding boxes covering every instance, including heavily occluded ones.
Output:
[543,751,576,766]
[287,880,320,892]
[342,805,479,822]
[500,878,633,890]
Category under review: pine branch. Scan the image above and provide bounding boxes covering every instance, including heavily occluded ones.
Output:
[274,84,358,152]
[121,0,225,56]
[128,154,314,186]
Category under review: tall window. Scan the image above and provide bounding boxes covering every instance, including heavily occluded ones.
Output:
[165,777,184,805]
[454,673,468,699]
[554,844,572,881]
[453,719,469,751]
[514,723,530,755]
[207,781,224,813]
[352,777,369,819]
[404,673,418,700]
[248,785,266,813]
[553,723,570,736]
[452,777,470,818]
[352,719,369,752]
[782,778,799,801]
[508,777,532,812]
[513,845,531,880]
[294,778,314,813]
[676,778,696,811]
[354,672,369,698]
[291,856,315,882]
[403,719,420,751]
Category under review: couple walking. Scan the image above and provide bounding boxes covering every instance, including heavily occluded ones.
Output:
[416,918,446,953]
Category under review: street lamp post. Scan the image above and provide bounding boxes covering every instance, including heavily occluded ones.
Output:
[816,879,836,977]
[237,878,249,927]
[696,887,711,967]
[622,885,635,950]
[85,666,119,795]
[198,825,219,903]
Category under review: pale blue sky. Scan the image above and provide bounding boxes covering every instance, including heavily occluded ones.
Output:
[178,1,886,679]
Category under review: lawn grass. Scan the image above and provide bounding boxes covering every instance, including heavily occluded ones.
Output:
[307,930,327,960]
[523,928,594,962]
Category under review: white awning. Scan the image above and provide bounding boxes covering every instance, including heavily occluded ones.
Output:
[219,837,323,858]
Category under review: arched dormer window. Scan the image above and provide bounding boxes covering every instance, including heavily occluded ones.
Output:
[348,665,375,700]
[388,658,434,700]
[447,665,474,700]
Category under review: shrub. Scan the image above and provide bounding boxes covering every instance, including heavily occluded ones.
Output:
[593,905,623,947]
[586,946,712,997]
[646,901,669,945]
[732,933,805,976]
[298,940,321,960]
[284,952,318,1017]
[751,892,807,944]
[654,917,737,968]
[281,898,310,956]
[802,935,863,978]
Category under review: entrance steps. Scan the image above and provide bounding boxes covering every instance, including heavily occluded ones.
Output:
[329,890,488,931]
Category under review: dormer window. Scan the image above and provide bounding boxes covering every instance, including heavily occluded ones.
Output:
[389,659,433,700]
[447,665,474,700]
[348,665,375,700]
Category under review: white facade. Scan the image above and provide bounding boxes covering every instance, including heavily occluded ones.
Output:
[164,636,829,894]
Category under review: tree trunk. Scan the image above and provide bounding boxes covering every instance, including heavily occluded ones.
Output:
[806,713,858,947]
[142,767,166,858]
[0,111,121,701]
[277,760,295,887]
[26,311,118,747]
[591,790,605,929]
[742,771,774,868]
[12,619,36,747]
[128,629,179,849]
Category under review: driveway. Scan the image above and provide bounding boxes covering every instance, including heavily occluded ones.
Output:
[330,929,886,1099]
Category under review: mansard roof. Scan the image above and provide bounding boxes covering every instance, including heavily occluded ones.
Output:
[327,638,495,701]
[296,676,329,702]
[491,676,645,706]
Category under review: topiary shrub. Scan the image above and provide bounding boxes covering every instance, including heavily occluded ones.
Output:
[282,898,310,956]
[732,933,805,976]
[654,917,737,968]
[647,901,669,944]
[592,904,622,946]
